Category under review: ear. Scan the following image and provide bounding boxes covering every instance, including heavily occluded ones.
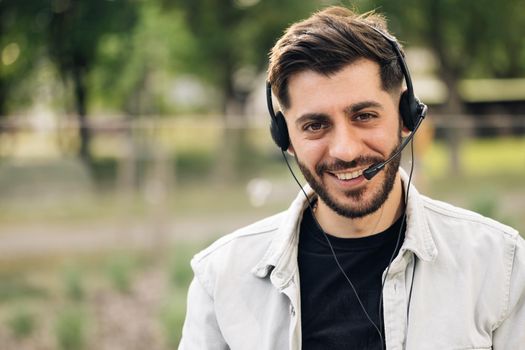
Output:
[286,143,295,156]
[401,125,411,138]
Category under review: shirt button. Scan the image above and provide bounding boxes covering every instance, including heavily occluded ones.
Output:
[290,306,296,317]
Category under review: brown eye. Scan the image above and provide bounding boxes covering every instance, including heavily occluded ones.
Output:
[306,122,324,131]
[354,113,375,122]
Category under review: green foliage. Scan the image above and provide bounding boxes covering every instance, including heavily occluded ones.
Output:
[469,191,499,218]
[48,0,140,161]
[174,150,215,182]
[369,0,525,79]
[6,306,37,339]
[163,244,213,347]
[0,274,49,302]
[62,265,85,302]
[48,0,138,76]
[105,254,137,294]
[1,0,140,117]
[424,137,525,178]
[468,191,517,229]
[166,0,321,111]
[54,307,87,350]
[0,159,92,198]
[0,0,49,115]
[160,295,188,349]
[169,247,195,288]
[90,157,119,187]
[92,1,196,115]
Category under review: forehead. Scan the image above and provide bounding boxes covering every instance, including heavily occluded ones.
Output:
[285,59,395,117]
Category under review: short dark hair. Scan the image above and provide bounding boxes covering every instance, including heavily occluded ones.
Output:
[267,6,404,109]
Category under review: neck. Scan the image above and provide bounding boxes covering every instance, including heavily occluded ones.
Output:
[313,173,405,238]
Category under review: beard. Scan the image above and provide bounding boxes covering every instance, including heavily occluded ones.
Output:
[297,139,401,219]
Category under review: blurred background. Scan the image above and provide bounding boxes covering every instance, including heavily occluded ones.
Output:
[0,0,524,349]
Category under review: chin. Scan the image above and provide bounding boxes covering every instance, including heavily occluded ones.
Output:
[320,172,396,219]
[330,194,386,219]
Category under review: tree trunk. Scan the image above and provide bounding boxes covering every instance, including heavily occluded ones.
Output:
[0,78,6,119]
[440,69,464,176]
[214,63,252,183]
[0,14,6,120]
[427,0,464,176]
[0,78,7,153]
[72,65,92,166]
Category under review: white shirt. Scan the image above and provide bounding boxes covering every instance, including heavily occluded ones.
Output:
[179,171,525,349]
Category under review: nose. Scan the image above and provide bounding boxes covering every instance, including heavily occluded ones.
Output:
[327,124,364,162]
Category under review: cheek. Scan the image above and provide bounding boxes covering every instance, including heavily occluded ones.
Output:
[292,139,327,166]
[366,126,400,155]
[363,131,386,152]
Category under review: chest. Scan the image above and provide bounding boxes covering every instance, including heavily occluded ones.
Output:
[213,258,500,350]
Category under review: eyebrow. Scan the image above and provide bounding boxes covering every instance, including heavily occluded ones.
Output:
[294,100,384,127]
[295,113,330,128]
[344,100,383,114]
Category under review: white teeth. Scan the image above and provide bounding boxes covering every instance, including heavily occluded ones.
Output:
[335,170,363,180]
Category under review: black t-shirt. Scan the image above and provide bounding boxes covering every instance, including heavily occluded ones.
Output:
[298,207,406,350]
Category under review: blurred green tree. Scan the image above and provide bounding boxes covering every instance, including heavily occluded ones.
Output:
[88,1,197,191]
[374,0,525,79]
[167,0,321,115]
[368,0,525,174]
[0,0,48,118]
[48,0,138,165]
[162,0,321,181]
[92,1,195,116]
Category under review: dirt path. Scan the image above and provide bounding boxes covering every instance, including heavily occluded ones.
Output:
[0,212,269,260]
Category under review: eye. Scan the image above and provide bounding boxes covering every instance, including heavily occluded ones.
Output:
[354,112,376,122]
[304,122,328,132]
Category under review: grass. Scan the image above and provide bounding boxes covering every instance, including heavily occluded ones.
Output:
[160,291,188,349]
[413,138,525,232]
[0,250,162,348]
[62,265,86,302]
[0,274,49,303]
[0,249,198,349]
[168,243,207,289]
[6,306,37,339]
[423,137,525,178]
[55,306,88,350]
[163,242,206,349]
[104,254,139,294]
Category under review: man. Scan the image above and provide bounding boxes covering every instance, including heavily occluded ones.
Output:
[179,6,525,350]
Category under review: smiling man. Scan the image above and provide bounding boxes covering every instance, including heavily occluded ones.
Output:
[179,6,525,350]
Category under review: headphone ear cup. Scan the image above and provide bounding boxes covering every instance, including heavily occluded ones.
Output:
[270,111,290,151]
[399,90,416,131]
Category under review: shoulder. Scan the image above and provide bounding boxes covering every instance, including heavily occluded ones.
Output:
[189,212,285,292]
[420,194,519,241]
[193,212,284,264]
[416,193,521,274]
[418,194,525,321]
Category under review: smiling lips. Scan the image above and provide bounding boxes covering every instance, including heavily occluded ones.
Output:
[330,169,365,180]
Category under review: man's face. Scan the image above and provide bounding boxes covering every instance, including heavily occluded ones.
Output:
[285,59,404,219]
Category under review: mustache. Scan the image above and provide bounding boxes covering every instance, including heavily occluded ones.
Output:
[315,156,384,176]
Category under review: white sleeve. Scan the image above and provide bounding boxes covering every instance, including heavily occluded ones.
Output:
[178,276,229,350]
[492,235,525,349]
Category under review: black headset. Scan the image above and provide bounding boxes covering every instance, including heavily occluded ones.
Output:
[266,26,428,152]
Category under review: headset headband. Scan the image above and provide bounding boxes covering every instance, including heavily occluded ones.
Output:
[266,22,427,151]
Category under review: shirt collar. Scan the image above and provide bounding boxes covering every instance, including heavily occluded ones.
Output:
[398,168,438,262]
[252,168,437,285]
